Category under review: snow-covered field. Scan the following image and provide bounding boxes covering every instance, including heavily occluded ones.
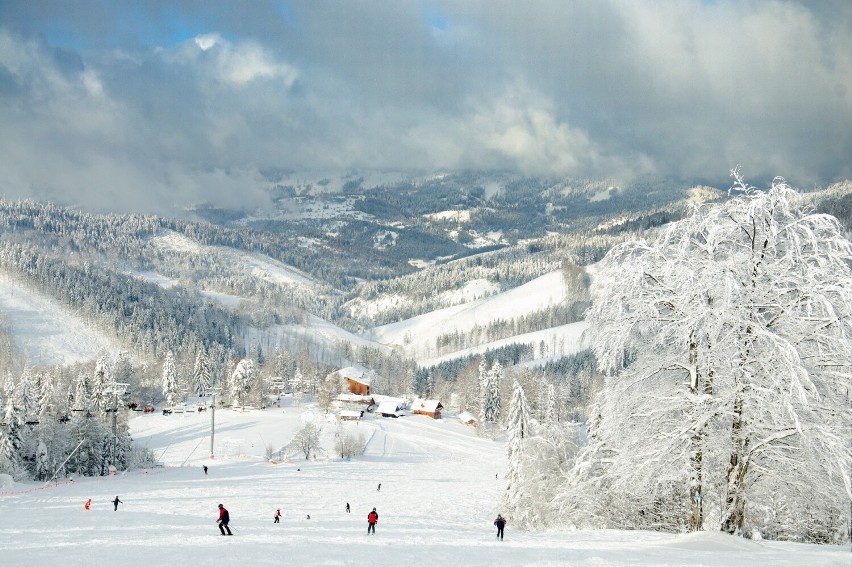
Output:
[0,403,846,566]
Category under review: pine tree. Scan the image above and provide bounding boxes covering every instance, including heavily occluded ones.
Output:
[73,372,89,412]
[192,348,211,397]
[162,350,179,407]
[504,379,532,513]
[91,356,110,413]
[229,359,256,406]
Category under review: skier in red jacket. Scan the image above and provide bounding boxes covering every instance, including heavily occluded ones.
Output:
[217,504,232,535]
[367,507,378,534]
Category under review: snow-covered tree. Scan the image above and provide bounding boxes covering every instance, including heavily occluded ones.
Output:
[572,171,852,538]
[479,360,502,427]
[504,379,532,513]
[192,348,211,397]
[290,420,322,460]
[230,358,256,406]
[91,355,111,413]
[161,350,179,407]
[37,372,54,419]
[317,373,342,414]
[73,372,89,412]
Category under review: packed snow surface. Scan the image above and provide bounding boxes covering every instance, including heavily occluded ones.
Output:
[0,403,846,566]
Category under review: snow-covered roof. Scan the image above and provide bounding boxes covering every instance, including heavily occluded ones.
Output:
[335,366,371,385]
[337,393,374,404]
[458,411,477,424]
[377,400,404,414]
[411,398,443,413]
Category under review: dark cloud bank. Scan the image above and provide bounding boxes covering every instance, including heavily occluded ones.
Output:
[0,0,850,214]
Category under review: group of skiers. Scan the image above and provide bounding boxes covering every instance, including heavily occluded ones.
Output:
[83,470,508,539]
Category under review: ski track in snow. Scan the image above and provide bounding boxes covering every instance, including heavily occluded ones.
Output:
[0,404,847,567]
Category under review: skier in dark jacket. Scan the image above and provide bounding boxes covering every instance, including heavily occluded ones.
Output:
[112,496,122,511]
[494,514,506,540]
[346,502,350,513]
[274,508,281,523]
[367,507,378,534]
[217,504,232,535]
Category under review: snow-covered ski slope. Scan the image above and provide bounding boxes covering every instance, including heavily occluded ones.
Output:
[0,404,846,567]
[0,273,118,366]
[371,270,589,365]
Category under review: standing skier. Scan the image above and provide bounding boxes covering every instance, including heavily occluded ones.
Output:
[274,509,281,523]
[84,498,91,510]
[346,502,350,513]
[494,514,506,540]
[217,503,232,535]
[203,465,208,475]
[367,507,378,535]
[377,483,381,491]
[112,496,122,511]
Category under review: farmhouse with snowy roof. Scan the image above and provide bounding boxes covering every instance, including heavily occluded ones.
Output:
[330,366,372,395]
[336,393,376,410]
[410,398,443,419]
[376,399,406,418]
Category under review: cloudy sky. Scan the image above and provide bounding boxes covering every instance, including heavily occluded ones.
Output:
[1,0,850,213]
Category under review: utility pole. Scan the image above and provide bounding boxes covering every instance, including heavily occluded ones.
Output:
[111,390,118,464]
[209,388,221,459]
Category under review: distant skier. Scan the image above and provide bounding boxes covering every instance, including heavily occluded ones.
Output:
[377,483,381,492]
[84,498,91,510]
[112,496,122,511]
[367,507,378,535]
[203,465,208,475]
[274,509,281,523]
[217,503,232,535]
[494,514,506,540]
[346,502,350,513]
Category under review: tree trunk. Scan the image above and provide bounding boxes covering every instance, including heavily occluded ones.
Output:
[722,386,749,534]
[687,331,703,531]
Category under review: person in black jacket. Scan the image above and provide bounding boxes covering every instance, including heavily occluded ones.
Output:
[112,496,122,511]
[494,514,506,540]
[217,504,232,535]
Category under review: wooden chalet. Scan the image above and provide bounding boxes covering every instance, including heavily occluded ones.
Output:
[331,366,372,396]
[410,398,443,419]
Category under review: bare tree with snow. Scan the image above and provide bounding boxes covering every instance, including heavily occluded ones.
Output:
[571,170,852,539]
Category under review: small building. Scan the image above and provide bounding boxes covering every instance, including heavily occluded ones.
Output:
[331,366,372,396]
[410,398,443,419]
[336,410,363,422]
[335,393,376,411]
[376,399,405,418]
[458,411,478,426]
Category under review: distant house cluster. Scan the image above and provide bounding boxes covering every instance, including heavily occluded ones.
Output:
[328,367,445,423]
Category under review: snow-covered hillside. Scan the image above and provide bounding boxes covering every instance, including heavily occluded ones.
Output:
[0,273,118,366]
[149,229,318,288]
[370,271,588,365]
[0,261,584,369]
[0,404,845,566]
